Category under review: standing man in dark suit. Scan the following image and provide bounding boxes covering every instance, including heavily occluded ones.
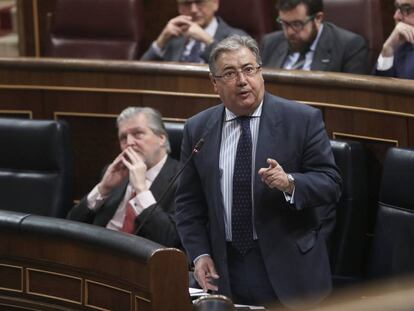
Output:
[175,35,342,308]
[67,107,181,248]
[374,0,414,79]
[260,0,368,74]
[140,0,246,63]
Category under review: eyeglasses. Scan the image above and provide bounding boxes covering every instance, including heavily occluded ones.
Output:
[276,15,315,32]
[178,0,209,8]
[395,3,414,16]
[213,65,261,81]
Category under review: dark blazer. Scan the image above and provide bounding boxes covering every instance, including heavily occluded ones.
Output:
[67,157,181,248]
[175,92,342,308]
[140,16,247,62]
[373,42,414,79]
[260,22,368,74]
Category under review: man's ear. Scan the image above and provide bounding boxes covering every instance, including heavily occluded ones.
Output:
[209,73,218,93]
[315,11,324,27]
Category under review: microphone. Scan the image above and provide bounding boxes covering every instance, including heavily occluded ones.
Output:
[134,138,205,236]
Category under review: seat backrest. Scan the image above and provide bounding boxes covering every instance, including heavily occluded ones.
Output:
[0,118,73,218]
[164,120,185,161]
[323,0,384,71]
[217,0,275,43]
[329,139,369,286]
[368,147,414,279]
[46,0,144,60]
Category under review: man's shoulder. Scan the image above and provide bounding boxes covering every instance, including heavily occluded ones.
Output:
[322,22,365,44]
[215,16,248,37]
[261,30,285,45]
[265,92,319,116]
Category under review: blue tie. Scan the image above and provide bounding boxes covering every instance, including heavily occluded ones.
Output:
[180,41,203,63]
[232,116,254,255]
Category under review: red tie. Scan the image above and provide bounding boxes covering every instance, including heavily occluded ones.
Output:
[121,191,136,234]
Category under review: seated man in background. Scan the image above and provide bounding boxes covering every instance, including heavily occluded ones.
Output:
[374,0,414,79]
[67,107,181,248]
[140,0,246,63]
[260,0,368,74]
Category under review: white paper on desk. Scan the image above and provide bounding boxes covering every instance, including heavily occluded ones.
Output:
[189,287,209,297]
[234,304,266,310]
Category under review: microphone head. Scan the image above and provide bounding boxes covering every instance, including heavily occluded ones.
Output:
[193,138,205,153]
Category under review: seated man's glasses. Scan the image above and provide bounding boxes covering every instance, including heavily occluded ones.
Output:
[395,3,414,16]
[276,15,315,32]
[213,65,262,82]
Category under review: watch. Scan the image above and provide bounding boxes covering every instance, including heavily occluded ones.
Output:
[286,174,295,190]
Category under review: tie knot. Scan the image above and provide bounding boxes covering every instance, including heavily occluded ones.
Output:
[237,116,251,131]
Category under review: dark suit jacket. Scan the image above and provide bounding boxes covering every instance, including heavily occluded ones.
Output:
[374,42,414,79]
[260,22,368,74]
[67,157,181,248]
[140,16,247,62]
[175,93,342,308]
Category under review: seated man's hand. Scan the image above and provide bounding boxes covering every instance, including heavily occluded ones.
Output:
[121,147,148,194]
[382,22,414,57]
[183,22,214,45]
[156,15,192,49]
[98,152,129,196]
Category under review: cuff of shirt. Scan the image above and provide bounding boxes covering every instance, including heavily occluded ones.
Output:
[131,190,156,215]
[86,185,108,211]
[283,186,295,204]
[376,54,394,71]
[193,254,211,266]
[151,41,165,58]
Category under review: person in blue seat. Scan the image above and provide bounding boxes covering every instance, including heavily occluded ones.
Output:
[374,0,414,79]
[67,107,181,248]
[141,0,246,63]
[260,0,368,74]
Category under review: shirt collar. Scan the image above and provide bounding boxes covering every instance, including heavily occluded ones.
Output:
[146,154,167,183]
[224,99,263,122]
[309,23,324,52]
[204,17,218,38]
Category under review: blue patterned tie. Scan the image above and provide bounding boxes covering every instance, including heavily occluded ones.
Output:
[232,116,254,255]
[180,41,203,63]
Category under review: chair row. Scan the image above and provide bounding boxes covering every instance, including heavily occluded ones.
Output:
[45,0,383,69]
[1,117,413,288]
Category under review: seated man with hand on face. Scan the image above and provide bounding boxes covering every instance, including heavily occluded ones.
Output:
[260,0,368,73]
[140,0,246,63]
[67,107,181,248]
[374,0,414,79]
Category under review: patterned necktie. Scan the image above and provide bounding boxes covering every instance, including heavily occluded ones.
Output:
[291,52,306,70]
[121,191,136,234]
[180,41,203,63]
[232,116,254,255]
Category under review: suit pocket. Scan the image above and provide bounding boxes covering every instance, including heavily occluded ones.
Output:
[296,230,317,254]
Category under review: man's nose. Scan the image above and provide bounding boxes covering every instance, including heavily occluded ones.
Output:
[236,71,248,85]
[394,8,403,22]
[190,2,199,12]
[126,134,134,145]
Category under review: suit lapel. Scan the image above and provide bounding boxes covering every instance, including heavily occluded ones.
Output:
[254,93,284,209]
[150,157,176,200]
[311,25,332,71]
[274,40,289,68]
[198,106,227,235]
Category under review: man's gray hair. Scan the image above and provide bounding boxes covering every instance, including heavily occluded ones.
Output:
[208,35,262,75]
[117,107,171,153]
